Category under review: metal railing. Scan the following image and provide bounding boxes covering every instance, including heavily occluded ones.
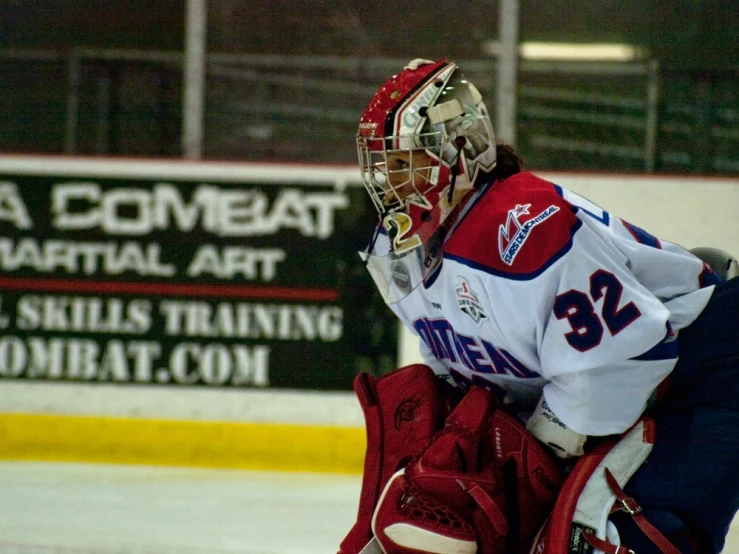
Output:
[1,49,738,175]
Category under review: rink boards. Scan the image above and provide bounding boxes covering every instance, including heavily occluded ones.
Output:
[0,155,738,474]
[0,381,367,473]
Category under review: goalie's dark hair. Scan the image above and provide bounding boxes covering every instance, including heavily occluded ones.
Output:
[492,144,523,182]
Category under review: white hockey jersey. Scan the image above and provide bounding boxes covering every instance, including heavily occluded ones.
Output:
[365,172,718,436]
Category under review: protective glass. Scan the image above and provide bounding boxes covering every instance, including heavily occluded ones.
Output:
[359,226,444,304]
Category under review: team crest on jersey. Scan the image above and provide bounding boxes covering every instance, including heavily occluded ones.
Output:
[391,261,412,294]
[498,203,560,265]
[456,277,487,325]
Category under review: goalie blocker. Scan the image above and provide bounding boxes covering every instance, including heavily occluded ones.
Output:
[338,365,694,554]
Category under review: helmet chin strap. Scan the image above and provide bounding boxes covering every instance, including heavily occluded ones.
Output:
[447,135,467,203]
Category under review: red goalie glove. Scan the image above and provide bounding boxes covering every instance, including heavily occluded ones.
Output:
[369,385,565,554]
[372,386,509,554]
[490,407,565,553]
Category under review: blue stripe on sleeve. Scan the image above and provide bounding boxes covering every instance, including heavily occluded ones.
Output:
[699,265,724,287]
[622,221,662,249]
[631,339,678,362]
[631,325,678,362]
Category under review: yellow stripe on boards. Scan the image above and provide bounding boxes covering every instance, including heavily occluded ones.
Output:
[0,414,366,474]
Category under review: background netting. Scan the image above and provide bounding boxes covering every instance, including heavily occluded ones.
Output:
[1,1,738,175]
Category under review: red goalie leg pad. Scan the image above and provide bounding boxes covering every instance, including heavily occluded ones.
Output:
[338,365,456,554]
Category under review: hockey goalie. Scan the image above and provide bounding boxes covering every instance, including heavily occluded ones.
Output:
[337,365,677,554]
[343,56,739,554]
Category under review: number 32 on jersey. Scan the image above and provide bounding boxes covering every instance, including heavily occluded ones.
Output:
[553,269,642,352]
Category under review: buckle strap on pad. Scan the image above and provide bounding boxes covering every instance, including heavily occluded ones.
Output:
[582,468,683,554]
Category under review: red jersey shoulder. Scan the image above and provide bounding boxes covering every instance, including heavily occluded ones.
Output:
[445,172,580,276]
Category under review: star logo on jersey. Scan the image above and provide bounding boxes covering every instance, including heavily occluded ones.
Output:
[498,203,560,266]
[456,276,487,325]
[512,203,530,218]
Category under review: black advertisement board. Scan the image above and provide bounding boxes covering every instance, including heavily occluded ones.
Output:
[0,168,397,390]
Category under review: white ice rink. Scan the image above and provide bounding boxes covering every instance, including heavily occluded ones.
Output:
[0,462,736,554]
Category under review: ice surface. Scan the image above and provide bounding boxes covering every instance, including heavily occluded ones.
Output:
[0,462,735,554]
[0,462,359,554]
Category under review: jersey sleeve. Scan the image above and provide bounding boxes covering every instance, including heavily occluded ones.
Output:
[537,222,676,436]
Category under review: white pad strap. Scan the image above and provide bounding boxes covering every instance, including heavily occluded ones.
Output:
[574,419,654,547]
[427,99,464,124]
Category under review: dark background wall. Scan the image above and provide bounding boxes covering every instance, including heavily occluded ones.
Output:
[1,1,737,67]
[1,1,738,173]
[0,1,184,50]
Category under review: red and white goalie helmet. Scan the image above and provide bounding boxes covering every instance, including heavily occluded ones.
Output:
[357,59,497,256]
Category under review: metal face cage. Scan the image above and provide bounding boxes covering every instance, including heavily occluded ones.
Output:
[356,131,445,218]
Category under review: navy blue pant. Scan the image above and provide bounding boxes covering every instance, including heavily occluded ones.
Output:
[613,277,739,553]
